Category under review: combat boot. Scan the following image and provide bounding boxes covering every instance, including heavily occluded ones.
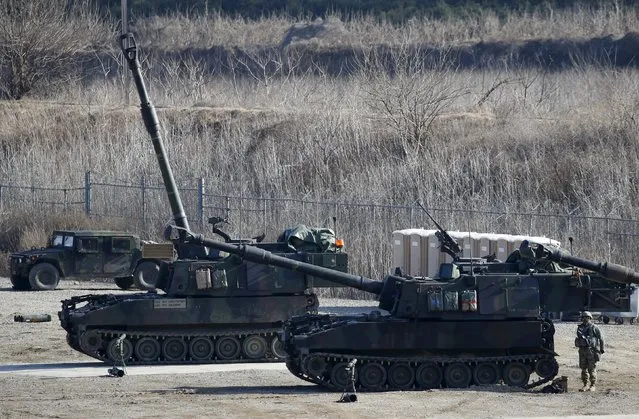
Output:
[588,385,596,392]
[579,383,589,392]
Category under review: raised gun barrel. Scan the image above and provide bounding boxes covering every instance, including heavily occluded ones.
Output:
[120,33,189,232]
[547,248,639,285]
[178,229,385,295]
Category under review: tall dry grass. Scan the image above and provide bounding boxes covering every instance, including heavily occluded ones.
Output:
[3,9,639,278]
[131,6,639,49]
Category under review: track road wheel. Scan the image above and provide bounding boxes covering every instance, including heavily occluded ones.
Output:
[330,362,358,390]
[503,362,531,387]
[270,336,287,359]
[215,336,241,360]
[535,358,559,379]
[133,261,160,290]
[444,363,472,388]
[359,363,387,390]
[135,337,161,362]
[10,275,30,291]
[305,356,328,377]
[473,363,500,386]
[242,335,267,359]
[189,337,214,361]
[416,362,442,389]
[79,330,103,353]
[114,276,134,290]
[106,336,133,363]
[387,363,415,390]
[162,337,188,361]
[28,263,60,291]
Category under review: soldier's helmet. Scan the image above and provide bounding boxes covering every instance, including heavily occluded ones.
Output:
[581,311,593,319]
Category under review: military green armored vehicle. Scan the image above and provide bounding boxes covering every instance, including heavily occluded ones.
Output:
[58,34,347,365]
[9,230,172,291]
[154,225,639,391]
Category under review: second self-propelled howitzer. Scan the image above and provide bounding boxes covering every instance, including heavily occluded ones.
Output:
[272,238,638,392]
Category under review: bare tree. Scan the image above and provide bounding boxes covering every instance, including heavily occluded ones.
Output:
[359,43,468,149]
[0,0,111,99]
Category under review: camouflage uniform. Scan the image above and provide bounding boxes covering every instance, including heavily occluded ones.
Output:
[575,315,604,391]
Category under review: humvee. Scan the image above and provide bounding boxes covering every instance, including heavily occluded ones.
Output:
[9,230,174,291]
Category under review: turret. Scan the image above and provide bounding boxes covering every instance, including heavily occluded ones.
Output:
[545,247,639,285]
[175,228,386,295]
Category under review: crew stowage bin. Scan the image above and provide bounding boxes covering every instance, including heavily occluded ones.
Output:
[428,288,443,312]
[444,291,459,311]
[461,290,478,312]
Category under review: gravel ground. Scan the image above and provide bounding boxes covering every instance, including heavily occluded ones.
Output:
[1,277,639,418]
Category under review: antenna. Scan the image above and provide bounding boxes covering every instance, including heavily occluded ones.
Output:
[467,210,473,276]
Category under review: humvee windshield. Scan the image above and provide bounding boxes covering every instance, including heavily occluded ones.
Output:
[51,234,74,248]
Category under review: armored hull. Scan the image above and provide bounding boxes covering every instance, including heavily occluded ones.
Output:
[60,250,346,365]
[61,293,314,364]
[284,313,558,391]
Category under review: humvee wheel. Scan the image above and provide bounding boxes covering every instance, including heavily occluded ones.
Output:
[133,261,160,290]
[28,263,60,291]
[114,276,134,290]
[10,275,31,291]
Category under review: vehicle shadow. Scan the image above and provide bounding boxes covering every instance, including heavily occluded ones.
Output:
[152,385,324,396]
[0,361,104,373]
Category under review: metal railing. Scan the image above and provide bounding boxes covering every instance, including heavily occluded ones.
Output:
[2,171,638,277]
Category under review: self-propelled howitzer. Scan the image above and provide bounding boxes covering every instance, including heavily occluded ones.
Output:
[264,240,638,392]
[58,34,348,365]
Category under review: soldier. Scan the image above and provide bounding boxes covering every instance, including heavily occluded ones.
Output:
[574,311,604,391]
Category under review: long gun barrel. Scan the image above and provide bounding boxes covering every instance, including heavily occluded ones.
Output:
[120,33,189,232]
[181,230,384,295]
[547,248,639,285]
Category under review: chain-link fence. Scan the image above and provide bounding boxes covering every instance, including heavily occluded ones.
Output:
[2,171,638,278]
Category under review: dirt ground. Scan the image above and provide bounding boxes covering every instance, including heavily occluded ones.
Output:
[1,277,639,418]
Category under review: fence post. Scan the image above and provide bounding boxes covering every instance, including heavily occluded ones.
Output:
[0,184,3,212]
[225,196,231,223]
[141,175,146,230]
[197,177,204,232]
[84,171,91,216]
